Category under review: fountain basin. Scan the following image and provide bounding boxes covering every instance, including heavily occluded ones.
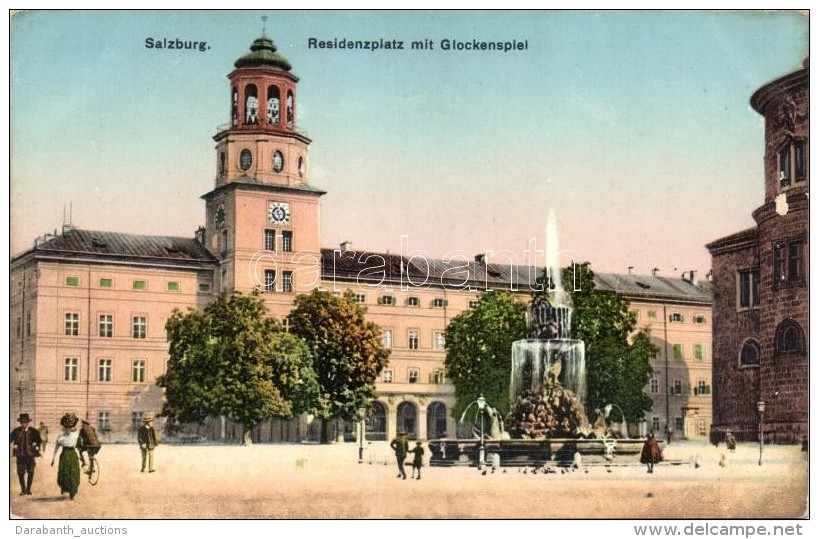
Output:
[428,438,646,467]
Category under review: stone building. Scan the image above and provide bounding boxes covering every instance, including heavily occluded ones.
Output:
[707,60,809,444]
[9,34,712,443]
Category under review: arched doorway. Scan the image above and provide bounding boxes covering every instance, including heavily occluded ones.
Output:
[366,401,387,441]
[397,402,417,439]
[426,401,448,439]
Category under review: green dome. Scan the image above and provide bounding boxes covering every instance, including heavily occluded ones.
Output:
[234,36,292,71]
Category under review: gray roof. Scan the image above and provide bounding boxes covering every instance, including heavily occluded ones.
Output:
[16,228,217,267]
[594,272,712,304]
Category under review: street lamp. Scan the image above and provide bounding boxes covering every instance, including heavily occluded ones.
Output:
[757,400,766,466]
[476,394,486,470]
[358,407,366,464]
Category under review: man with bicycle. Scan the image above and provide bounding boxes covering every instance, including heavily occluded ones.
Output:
[78,419,102,475]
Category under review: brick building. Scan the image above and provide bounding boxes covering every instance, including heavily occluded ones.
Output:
[707,60,809,444]
[10,34,712,443]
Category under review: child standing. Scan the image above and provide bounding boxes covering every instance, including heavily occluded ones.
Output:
[410,441,425,480]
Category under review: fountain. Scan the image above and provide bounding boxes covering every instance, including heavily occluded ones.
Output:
[429,210,645,467]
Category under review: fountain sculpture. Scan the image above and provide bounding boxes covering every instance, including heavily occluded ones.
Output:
[429,210,644,467]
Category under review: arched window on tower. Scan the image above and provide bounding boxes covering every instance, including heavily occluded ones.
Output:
[219,152,226,176]
[267,86,280,125]
[775,319,805,356]
[245,84,258,124]
[739,339,761,367]
[231,88,238,126]
[286,91,294,129]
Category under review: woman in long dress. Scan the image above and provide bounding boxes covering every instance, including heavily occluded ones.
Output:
[640,431,663,473]
[51,413,81,500]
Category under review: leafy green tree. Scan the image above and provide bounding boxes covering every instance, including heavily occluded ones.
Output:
[444,290,527,421]
[552,262,656,427]
[287,289,390,443]
[158,291,318,445]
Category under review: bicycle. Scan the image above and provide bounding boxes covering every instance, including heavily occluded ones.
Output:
[83,454,100,486]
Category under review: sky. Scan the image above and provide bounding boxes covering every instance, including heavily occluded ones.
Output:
[8,9,810,279]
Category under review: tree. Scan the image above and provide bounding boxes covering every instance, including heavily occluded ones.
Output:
[552,262,656,427]
[158,291,318,445]
[443,290,527,422]
[287,289,390,443]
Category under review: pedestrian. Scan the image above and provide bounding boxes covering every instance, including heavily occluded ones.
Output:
[389,428,409,480]
[410,441,425,480]
[640,431,663,474]
[725,430,737,453]
[78,419,102,475]
[138,413,158,473]
[9,413,42,496]
[38,421,49,454]
[51,412,81,500]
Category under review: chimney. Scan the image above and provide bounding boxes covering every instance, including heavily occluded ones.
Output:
[680,270,697,284]
[652,267,660,277]
[627,266,634,275]
[195,226,206,245]
[340,240,353,252]
[475,253,486,264]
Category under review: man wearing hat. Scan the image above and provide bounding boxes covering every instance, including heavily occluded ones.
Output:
[137,413,158,473]
[9,413,42,495]
[389,427,409,480]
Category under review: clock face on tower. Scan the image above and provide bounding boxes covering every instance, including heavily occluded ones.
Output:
[214,204,226,228]
[272,150,284,173]
[268,201,291,224]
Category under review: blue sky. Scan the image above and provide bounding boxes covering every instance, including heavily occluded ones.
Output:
[9,10,809,277]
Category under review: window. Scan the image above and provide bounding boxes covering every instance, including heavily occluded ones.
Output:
[199,283,211,292]
[693,343,705,362]
[674,417,683,431]
[673,379,682,395]
[778,140,806,187]
[434,332,446,350]
[64,357,79,381]
[25,312,31,337]
[282,231,293,252]
[264,229,276,251]
[264,270,276,292]
[378,295,396,306]
[695,379,709,396]
[693,314,707,324]
[432,370,446,384]
[282,271,293,293]
[99,278,113,288]
[99,314,113,338]
[65,312,80,336]
[220,230,228,255]
[698,418,707,435]
[432,298,447,308]
[652,417,660,431]
[382,329,392,349]
[740,340,761,366]
[65,276,80,287]
[468,300,480,309]
[775,319,805,356]
[650,378,659,394]
[167,281,180,292]
[408,330,419,350]
[383,370,393,383]
[408,368,420,384]
[774,240,804,284]
[669,312,684,323]
[133,280,147,290]
[406,296,420,307]
[98,412,110,432]
[132,359,146,383]
[132,316,147,339]
[98,358,112,382]
[15,317,21,339]
[672,344,684,361]
[647,310,657,320]
[738,269,760,308]
[353,293,366,304]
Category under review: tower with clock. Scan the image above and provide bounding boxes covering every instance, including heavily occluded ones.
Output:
[203,32,325,309]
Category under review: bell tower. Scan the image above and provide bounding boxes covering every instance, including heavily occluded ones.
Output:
[203,28,325,306]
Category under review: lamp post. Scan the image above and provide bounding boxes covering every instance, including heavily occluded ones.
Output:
[757,400,766,466]
[477,394,486,470]
[358,407,366,464]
